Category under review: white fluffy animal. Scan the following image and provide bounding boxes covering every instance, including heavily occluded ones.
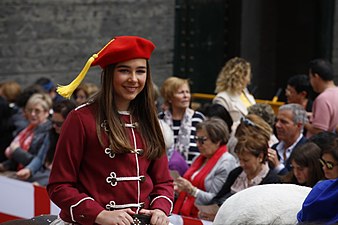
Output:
[213,184,311,225]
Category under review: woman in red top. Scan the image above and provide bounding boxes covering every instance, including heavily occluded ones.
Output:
[47,36,174,225]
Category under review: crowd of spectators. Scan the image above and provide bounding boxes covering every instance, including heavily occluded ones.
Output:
[1,56,338,224]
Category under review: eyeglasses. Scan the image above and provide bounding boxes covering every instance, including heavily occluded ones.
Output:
[52,120,64,128]
[194,136,208,145]
[25,108,43,115]
[319,158,338,170]
[241,117,257,128]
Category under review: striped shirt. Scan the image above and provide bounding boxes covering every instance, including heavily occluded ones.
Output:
[159,111,205,165]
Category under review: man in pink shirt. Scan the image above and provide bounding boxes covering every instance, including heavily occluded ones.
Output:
[305,59,338,137]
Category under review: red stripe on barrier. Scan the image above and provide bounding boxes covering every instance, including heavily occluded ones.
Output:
[0,212,22,223]
[34,185,51,216]
[182,216,204,225]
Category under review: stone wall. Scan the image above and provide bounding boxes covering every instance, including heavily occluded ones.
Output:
[0,0,175,88]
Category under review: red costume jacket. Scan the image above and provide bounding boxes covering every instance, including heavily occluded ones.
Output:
[47,103,174,225]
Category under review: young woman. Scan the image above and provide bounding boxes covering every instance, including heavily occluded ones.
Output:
[47,36,174,225]
[213,57,256,124]
[320,137,338,180]
[281,142,324,187]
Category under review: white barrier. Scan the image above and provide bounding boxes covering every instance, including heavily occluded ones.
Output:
[0,176,212,225]
[0,176,60,222]
[169,214,213,225]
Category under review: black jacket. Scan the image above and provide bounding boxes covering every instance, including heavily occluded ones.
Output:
[211,166,281,206]
[271,136,307,175]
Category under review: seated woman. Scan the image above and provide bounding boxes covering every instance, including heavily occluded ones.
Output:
[73,82,99,106]
[31,99,76,186]
[281,142,324,187]
[308,131,338,180]
[159,77,205,165]
[172,118,238,218]
[198,103,237,157]
[319,136,338,180]
[0,93,52,182]
[247,103,278,147]
[212,114,281,205]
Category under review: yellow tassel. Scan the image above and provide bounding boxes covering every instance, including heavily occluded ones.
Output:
[57,54,98,99]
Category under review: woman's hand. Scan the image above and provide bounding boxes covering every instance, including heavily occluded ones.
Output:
[5,141,20,158]
[95,209,135,225]
[5,147,13,158]
[16,168,31,180]
[175,177,194,193]
[10,141,20,152]
[198,211,216,221]
[139,209,169,225]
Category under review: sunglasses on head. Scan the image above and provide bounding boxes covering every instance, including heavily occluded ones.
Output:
[241,117,257,127]
[319,158,337,170]
[194,136,208,144]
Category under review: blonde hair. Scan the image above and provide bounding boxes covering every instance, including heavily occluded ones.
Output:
[235,114,272,161]
[26,93,52,112]
[215,57,251,94]
[74,82,99,98]
[160,77,190,106]
[0,81,21,103]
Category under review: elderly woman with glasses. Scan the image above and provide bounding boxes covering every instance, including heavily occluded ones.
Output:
[0,93,52,181]
[172,118,237,218]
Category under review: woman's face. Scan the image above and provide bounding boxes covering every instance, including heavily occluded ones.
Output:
[243,69,251,87]
[291,160,309,185]
[51,112,64,134]
[75,89,87,106]
[320,153,338,179]
[195,129,220,158]
[25,102,49,126]
[170,83,191,110]
[113,58,147,111]
[237,151,263,179]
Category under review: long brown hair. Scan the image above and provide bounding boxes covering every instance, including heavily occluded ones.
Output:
[94,61,165,159]
[282,142,324,187]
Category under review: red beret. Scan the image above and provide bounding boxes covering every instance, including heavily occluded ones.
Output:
[92,36,156,68]
[56,36,155,99]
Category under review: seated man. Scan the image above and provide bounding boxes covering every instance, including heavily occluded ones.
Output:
[268,104,308,175]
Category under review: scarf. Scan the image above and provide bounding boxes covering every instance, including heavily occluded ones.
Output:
[15,124,35,170]
[173,145,228,217]
[162,108,194,160]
